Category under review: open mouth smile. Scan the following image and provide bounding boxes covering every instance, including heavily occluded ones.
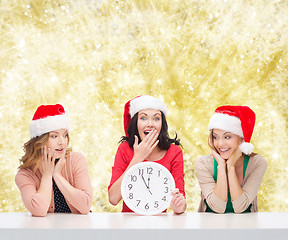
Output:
[144,130,153,135]
[55,148,64,153]
[219,148,230,153]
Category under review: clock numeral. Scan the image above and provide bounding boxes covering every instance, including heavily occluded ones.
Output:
[147,167,153,174]
[154,201,159,208]
[163,177,168,184]
[158,170,161,177]
[129,193,133,199]
[128,184,133,190]
[164,186,169,193]
[136,200,141,206]
[138,169,143,176]
[145,203,149,210]
[131,175,137,182]
[162,196,167,201]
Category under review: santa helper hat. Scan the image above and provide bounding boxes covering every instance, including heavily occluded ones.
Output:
[208,105,256,155]
[123,95,167,137]
[30,104,70,138]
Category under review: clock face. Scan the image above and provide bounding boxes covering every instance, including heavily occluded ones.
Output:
[121,161,175,215]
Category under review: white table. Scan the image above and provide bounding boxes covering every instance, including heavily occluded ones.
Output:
[1,212,288,240]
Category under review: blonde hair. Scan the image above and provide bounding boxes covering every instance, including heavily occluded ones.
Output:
[208,130,217,153]
[19,133,72,173]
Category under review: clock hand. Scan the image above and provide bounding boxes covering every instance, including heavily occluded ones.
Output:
[147,174,151,188]
[146,174,152,195]
[141,175,152,195]
[141,175,149,189]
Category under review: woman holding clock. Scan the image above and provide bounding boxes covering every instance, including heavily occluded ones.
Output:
[195,105,267,213]
[108,95,186,214]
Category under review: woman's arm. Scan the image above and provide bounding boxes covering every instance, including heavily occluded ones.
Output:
[169,147,186,214]
[15,171,52,217]
[231,155,267,213]
[211,150,228,202]
[226,149,243,201]
[15,146,56,217]
[53,152,93,214]
[227,166,243,201]
[195,155,227,213]
[108,131,159,205]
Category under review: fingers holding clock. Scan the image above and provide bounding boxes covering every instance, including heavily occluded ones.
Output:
[170,188,186,214]
[170,188,182,206]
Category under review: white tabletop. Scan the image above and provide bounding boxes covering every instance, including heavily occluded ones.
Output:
[1,212,288,240]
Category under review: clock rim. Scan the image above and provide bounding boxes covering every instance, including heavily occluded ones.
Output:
[121,161,176,215]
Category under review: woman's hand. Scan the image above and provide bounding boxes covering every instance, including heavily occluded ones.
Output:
[132,130,159,163]
[170,188,186,214]
[40,146,55,177]
[35,146,55,214]
[53,150,66,177]
[227,147,242,169]
[211,149,226,167]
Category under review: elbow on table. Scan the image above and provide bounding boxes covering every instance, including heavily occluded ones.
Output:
[212,207,226,214]
[205,197,226,214]
[76,197,92,214]
[28,198,49,217]
[234,209,243,214]
[233,205,250,214]
[30,209,48,217]
[108,192,120,206]
[108,197,120,206]
[79,207,91,215]
[207,202,226,214]
[232,194,251,214]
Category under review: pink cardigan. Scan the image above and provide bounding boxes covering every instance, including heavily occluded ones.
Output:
[15,152,93,217]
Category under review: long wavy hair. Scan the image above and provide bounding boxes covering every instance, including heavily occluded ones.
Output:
[120,112,181,150]
[19,133,72,173]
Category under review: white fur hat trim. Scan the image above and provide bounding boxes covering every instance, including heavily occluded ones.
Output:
[30,114,69,138]
[208,113,244,137]
[129,95,167,118]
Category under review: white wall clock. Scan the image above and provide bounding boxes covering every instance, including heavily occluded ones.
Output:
[121,161,175,215]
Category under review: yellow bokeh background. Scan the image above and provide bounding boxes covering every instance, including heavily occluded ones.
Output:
[0,0,287,212]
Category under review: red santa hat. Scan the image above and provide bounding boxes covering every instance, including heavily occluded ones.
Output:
[208,105,256,155]
[30,104,70,138]
[123,95,167,137]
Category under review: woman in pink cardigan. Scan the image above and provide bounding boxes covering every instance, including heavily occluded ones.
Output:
[15,104,93,217]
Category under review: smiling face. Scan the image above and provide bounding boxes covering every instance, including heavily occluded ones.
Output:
[137,109,162,141]
[46,129,69,158]
[212,129,242,160]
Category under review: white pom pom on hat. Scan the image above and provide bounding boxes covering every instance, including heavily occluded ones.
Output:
[29,104,69,138]
[208,105,256,155]
[239,142,254,155]
[123,95,167,137]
